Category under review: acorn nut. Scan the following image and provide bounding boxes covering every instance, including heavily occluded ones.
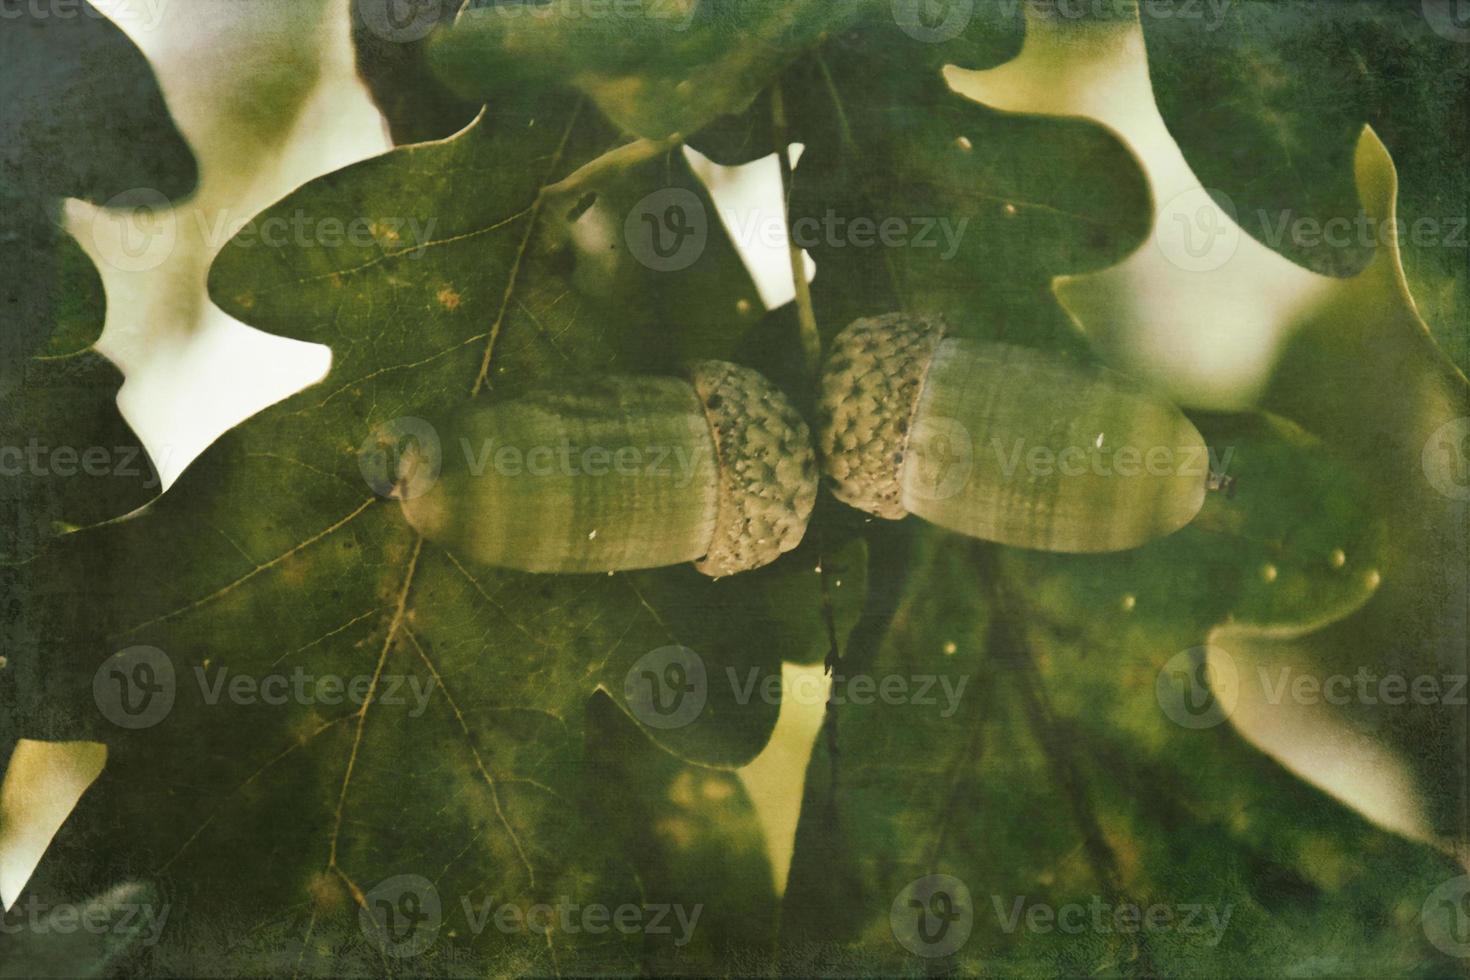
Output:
[401,360,817,576]
[817,314,1207,553]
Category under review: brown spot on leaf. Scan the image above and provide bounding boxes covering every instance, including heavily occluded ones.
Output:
[307,871,346,913]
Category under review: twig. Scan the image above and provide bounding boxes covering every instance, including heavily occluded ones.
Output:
[973,542,1157,975]
[771,83,821,377]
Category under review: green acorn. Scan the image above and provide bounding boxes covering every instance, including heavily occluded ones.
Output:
[818,314,1207,553]
[401,361,817,576]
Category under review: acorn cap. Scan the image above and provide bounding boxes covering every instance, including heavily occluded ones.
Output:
[817,313,947,519]
[690,360,817,577]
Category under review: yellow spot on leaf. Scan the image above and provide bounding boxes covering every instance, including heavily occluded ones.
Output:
[307,871,346,913]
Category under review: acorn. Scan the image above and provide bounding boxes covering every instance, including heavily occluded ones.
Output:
[817,314,1207,553]
[401,361,817,576]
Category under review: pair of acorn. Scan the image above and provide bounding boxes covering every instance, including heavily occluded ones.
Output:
[402,314,1207,576]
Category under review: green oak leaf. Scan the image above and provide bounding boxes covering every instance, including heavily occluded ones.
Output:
[961,2,1470,882]
[0,0,196,207]
[0,219,165,566]
[349,0,483,146]
[1141,0,1469,369]
[426,0,877,141]
[0,0,195,559]
[1,0,193,784]
[779,12,1149,356]
[536,141,767,369]
[1002,411,1390,657]
[780,530,1461,975]
[9,89,864,972]
[684,1,1026,166]
[1229,131,1470,853]
[0,881,167,979]
[585,693,777,973]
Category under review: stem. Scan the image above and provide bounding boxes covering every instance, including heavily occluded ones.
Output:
[537,135,681,203]
[771,83,821,378]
